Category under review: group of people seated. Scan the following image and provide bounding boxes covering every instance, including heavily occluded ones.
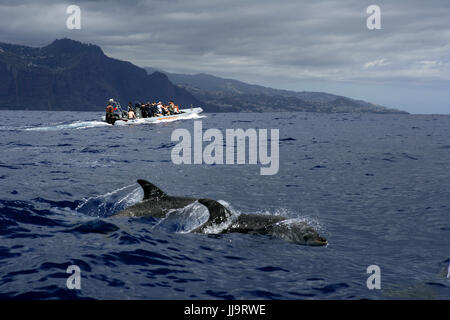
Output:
[105,99,182,121]
[126,100,181,119]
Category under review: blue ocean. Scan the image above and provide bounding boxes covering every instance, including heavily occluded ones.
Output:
[0,110,449,299]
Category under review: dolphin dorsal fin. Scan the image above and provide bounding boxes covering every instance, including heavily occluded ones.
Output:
[137,180,167,201]
[195,199,231,231]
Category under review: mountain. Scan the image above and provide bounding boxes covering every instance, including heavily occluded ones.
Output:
[145,68,408,114]
[0,39,200,111]
[0,38,406,113]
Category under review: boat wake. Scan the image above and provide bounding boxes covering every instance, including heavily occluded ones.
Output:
[23,120,110,131]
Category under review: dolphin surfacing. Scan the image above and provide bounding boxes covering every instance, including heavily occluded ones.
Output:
[114,180,327,246]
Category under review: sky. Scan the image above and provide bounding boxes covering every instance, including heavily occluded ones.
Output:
[0,0,449,114]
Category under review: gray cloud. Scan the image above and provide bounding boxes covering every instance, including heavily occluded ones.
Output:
[0,0,449,112]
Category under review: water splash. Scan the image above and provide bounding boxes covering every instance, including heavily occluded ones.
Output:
[160,201,211,233]
[195,200,240,234]
[154,200,239,234]
[76,184,142,217]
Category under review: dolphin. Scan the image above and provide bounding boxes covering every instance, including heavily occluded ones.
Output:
[114,179,327,246]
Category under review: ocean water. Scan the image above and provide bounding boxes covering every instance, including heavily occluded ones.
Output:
[0,110,449,300]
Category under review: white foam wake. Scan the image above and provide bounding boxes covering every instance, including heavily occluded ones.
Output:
[24,120,110,131]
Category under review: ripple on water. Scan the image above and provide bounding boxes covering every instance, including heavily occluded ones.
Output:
[101,249,180,267]
[256,266,289,272]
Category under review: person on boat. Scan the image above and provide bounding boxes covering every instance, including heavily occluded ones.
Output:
[168,100,180,114]
[161,103,171,115]
[106,100,114,114]
[150,102,159,117]
[127,102,133,112]
[141,103,147,118]
[141,103,150,118]
[167,101,175,114]
[147,102,153,117]
[105,99,119,124]
[156,101,164,116]
[128,108,136,119]
[174,103,180,114]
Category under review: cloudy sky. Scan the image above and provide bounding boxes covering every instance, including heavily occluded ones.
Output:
[0,0,449,113]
